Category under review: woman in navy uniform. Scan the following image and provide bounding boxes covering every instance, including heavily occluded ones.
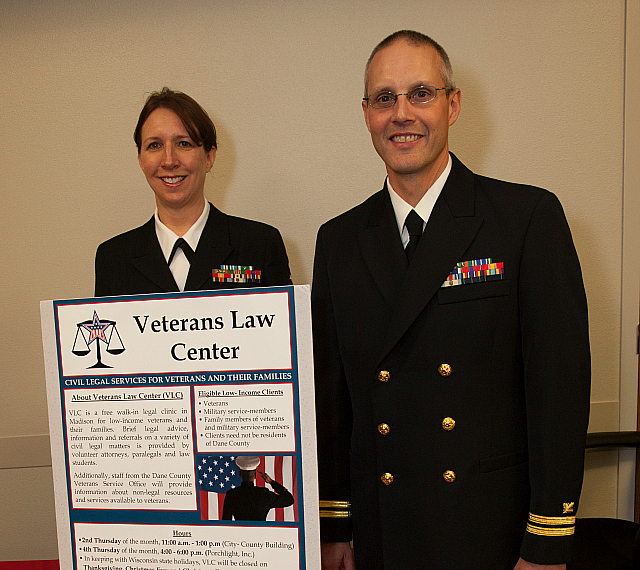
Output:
[95,88,291,296]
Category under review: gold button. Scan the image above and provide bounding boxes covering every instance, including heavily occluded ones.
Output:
[442,417,455,431]
[438,363,452,377]
[378,370,390,383]
[378,423,390,435]
[443,470,456,483]
[381,473,394,485]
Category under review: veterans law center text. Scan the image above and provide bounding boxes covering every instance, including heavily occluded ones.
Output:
[131,309,276,362]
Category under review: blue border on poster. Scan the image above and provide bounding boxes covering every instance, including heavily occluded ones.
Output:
[51,286,307,570]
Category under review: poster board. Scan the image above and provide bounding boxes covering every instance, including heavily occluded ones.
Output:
[41,285,320,570]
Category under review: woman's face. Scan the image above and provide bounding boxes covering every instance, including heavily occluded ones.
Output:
[138,107,215,212]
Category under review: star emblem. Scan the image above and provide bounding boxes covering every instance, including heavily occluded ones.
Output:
[80,311,110,345]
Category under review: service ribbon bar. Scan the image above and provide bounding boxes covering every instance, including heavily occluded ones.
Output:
[441,258,504,287]
[212,265,262,283]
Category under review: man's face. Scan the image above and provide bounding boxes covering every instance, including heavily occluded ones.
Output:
[363,41,461,185]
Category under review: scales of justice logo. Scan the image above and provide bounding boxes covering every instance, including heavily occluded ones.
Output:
[72,310,125,368]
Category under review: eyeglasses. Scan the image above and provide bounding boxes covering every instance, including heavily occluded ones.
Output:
[363,85,447,109]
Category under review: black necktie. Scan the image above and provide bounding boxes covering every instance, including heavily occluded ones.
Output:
[404,210,423,263]
[168,237,195,265]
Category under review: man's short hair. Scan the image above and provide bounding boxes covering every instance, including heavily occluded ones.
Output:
[134,87,217,153]
[364,30,456,97]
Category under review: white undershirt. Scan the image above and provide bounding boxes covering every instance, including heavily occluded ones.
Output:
[388,154,452,248]
[154,201,210,291]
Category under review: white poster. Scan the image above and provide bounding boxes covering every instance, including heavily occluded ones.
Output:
[41,285,320,570]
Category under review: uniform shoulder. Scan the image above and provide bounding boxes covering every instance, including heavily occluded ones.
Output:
[450,154,556,209]
[96,218,153,255]
[224,212,283,238]
[472,171,561,215]
[475,172,549,198]
[319,189,387,231]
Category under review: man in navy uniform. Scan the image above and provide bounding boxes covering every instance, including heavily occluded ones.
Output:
[221,456,294,521]
[312,30,590,570]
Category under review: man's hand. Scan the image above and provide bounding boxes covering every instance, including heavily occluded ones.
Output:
[257,471,272,484]
[514,558,566,570]
[321,542,355,570]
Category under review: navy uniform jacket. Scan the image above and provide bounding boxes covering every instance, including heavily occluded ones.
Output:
[221,480,295,521]
[95,203,291,296]
[312,155,590,569]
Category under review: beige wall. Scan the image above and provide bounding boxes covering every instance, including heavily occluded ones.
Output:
[0,0,635,560]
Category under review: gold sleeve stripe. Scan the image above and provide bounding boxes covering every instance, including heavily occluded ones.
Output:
[319,500,351,509]
[526,523,575,536]
[319,509,351,519]
[529,513,576,526]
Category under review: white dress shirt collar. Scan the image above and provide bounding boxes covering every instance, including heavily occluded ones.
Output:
[388,154,452,247]
[154,201,210,291]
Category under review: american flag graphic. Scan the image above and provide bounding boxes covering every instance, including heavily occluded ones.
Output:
[198,454,298,522]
